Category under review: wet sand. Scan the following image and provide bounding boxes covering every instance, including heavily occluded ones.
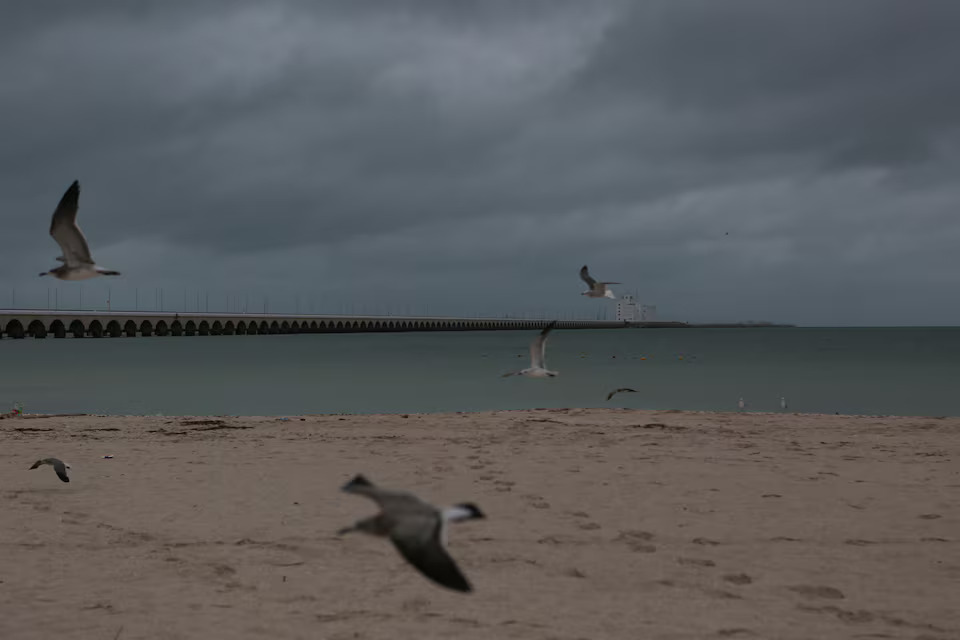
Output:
[1,409,958,640]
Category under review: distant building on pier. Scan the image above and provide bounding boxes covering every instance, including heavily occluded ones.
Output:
[616,295,639,322]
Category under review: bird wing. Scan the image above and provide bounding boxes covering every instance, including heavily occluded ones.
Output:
[390,517,472,592]
[529,321,556,369]
[52,459,70,483]
[49,181,95,267]
[579,265,597,287]
[342,477,435,515]
[600,282,621,285]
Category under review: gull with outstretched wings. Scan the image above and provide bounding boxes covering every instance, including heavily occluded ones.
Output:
[29,457,71,483]
[338,474,485,592]
[502,321,559,378]
[39,181,121,280]
[579,265,619,299]
[606,387,637,401]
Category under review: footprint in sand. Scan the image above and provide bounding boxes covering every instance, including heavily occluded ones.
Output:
[788,585,845,600]
[677,557,716,567]
[702,588,742,600]
[844,539,878,546]
[722,573,753,585]
[523,494,550,509]
[615,530,657,553]
[692,537,721,546]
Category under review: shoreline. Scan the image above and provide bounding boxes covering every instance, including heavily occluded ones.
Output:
[2,408,958,639]
[4,407,960,420]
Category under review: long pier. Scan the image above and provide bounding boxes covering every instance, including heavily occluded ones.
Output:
[0,309,626,339]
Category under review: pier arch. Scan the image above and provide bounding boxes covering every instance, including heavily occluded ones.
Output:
[171,321,183,336]
[155,320,169,337]
[50,319,66,338]
[198,321,210,336]
[224,321,235,335]
[139,320,153,337]
[27,320,46,338]
[106,320,122,337]
[69,319,85,338]
[7,319,25,338]
[185,320,197,336]
[124,320,137,337]
[211,321,223,335]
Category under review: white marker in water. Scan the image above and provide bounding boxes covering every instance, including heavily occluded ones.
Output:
[738,397,745,411]
[780,396,788,410]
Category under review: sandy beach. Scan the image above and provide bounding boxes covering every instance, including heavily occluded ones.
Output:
[1,409,957,640]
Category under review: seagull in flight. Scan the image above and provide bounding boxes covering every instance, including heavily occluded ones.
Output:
[502,321,558,378]
[579,265,619,299]
[29,457,71,483]
[39,181,121,280]
[337,474,485,593]
[606,387,637,401]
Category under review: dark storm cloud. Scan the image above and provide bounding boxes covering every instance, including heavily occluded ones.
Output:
[569,0,960,169]
[1,0,959,324]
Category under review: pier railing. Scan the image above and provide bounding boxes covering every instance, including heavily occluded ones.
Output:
[0,309,629,339]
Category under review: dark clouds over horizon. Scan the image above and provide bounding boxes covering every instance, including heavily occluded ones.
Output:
[2,1,959,325]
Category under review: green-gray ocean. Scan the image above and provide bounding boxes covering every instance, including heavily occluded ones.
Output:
[2,327,959,417]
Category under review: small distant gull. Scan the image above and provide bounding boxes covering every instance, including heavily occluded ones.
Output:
[579,265,620,299]
[337,474,485,593]
[502,321,558,378]
[606,387,637,401]
[39,181,121,280]
[780,396,788,410]
[738,397,746,411]
[29,457,71,483]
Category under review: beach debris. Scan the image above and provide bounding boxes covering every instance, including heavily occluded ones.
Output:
[29,457,71,483]
[606,388,637,401]
[1,402,24,419]
[501,321,558,378]
[39,180,121,281]
[337,474,485,593]
[579,265,620,299]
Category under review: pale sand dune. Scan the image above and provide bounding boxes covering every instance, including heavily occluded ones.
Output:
[1,409,958,640]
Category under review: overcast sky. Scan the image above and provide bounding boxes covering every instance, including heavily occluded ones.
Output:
[2,0,959,325]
